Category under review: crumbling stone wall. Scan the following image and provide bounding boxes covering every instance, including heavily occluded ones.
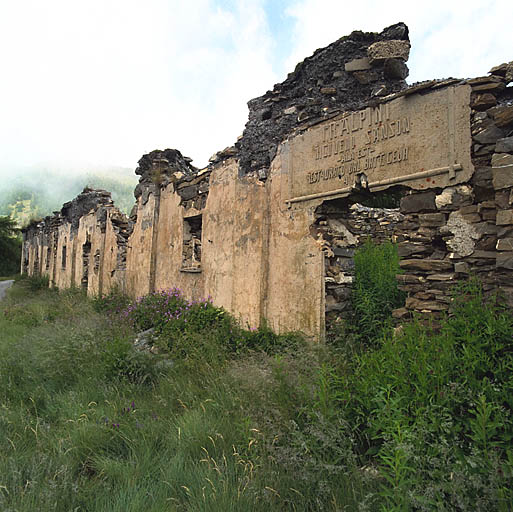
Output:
[21,23,513,339]
[391,68,513,316]
[22,188,130,294]
[236,23,410,177]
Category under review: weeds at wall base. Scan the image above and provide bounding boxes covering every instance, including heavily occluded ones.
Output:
[2,254,513,510]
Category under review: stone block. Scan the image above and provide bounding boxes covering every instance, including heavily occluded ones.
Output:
[481,210,496,222]
[426,273,456,281]
[400,191,436,213]
[460,213,482,223]
[470,250,497,259]
[474,124,505,144]
[435,186,473,210]
[396,274,426,284]
[498,226,513,238]
[400,259,453,272]
[497,251,513,270]
[497,209,513,225]
[476,236,497,251]
[333,247,354,257]
[496,136,513,153]
[418,213,446,226]
[283,106,297,115]
[344,57,371,72]
[492,152,513,166]
[497,238,513,251]
[353,70,379,84]
[440,211,480,257]
[405,297,448,312]
[471,93,496,111]
[397,242,429,257]
[454,261,470,273]
[473,144,495,156]
[320,87,336,95]
[490,105,513,127]
[384,59,409,79]
[471,166,493,188]
[471,82,506,93]
[489,61,513,80]
[459,205,478,214]
[496,190,513,209]
[392,307,409,319]
[178,185,199,201]
[367,40,410,65]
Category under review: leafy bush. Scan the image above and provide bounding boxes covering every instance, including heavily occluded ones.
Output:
[328,240,405,347]
[101,337,159,384]
[121,288,302,357]
[92,287,131,315]
[336,279,513,509]
[351,240,405,342]
[122,287,192,332]
[20,273,50,291]
[0,216,21,276]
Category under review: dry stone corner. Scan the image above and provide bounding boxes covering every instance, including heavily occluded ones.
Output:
[21,22,513,339]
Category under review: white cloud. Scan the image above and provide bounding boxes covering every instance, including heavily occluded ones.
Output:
[0,0,276,171]
[284,0,512,83]
[0,0,511,178]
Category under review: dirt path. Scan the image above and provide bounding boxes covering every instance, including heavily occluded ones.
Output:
[0,280,14,301]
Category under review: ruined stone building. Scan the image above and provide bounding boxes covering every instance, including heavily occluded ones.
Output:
[22,23,513,338]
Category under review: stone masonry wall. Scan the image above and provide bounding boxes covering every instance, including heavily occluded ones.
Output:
[21,24,513,339]
[235,23,410,177]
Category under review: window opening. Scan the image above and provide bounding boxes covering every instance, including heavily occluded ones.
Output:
[181,215,202,271]
[61,241,67,270]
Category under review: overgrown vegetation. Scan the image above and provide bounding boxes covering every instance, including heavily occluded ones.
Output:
[1,245,512,511]
[328,240,406,349]
[0,215,21,275]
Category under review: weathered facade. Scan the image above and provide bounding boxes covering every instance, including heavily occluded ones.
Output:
[22,23,513,338]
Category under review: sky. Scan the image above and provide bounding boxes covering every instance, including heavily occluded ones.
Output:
[0,0,511,176]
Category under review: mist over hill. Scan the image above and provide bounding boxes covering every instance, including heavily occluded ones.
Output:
[0,164,138,226]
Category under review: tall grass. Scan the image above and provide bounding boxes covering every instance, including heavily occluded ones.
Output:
[2,258,512,511]
[0,282,363,511]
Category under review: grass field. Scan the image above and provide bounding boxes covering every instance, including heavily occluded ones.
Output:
[1,255,512,511]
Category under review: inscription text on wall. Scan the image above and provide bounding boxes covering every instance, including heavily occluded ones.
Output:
[286,85,473,204]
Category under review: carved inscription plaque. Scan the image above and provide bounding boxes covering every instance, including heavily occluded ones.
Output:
[285,85,473,204]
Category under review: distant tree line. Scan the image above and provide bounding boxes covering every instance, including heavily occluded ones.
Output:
[0,167,137,227]
[0,216,21,276]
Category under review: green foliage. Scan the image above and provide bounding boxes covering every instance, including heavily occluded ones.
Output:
[0,215,21,275]
[330,240,405,347]
[1,276,512,511]
[102,337,159,384]
[335,279,513,509]
[16,272,50,291]
[121,288,302,358]
[92,287,131,315]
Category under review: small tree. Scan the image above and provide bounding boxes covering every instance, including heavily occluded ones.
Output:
[0,216,21,276]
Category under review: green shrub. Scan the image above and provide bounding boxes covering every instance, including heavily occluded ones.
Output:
[351,240,405,342]
[101,337,160,384]
[92,287,131,315]
[329,240,405,347]
[122,287,191,332]
[0,216,21,276]
[16,273,50,291]
[337,279,513,509]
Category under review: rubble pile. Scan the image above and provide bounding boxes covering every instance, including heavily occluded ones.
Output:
[237,23,410,176]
